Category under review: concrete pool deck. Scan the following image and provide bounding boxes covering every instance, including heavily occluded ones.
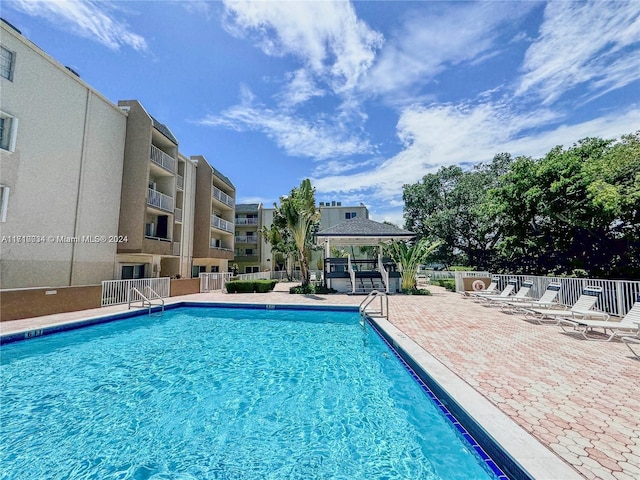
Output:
[1,283,638,479]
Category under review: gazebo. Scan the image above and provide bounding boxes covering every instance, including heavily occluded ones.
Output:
[315,218,415,294]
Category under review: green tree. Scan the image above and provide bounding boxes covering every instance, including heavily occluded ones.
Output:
[403,154,512,269]
[267,179,320,286]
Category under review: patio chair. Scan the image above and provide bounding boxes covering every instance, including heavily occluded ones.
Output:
[462,276,499,297]
[523,285,607,325]
[559,294,640,341]
[622,336,640,359]
[500,282,562,313]
[483,280,534,307]
[473,279,517,303]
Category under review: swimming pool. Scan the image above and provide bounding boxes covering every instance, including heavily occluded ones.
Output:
[1,305,507,479]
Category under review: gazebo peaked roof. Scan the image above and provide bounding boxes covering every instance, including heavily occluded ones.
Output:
[315,218,415,247]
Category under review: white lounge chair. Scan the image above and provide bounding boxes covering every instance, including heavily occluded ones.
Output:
[559,295,640,341]
[500,282,562,313]
[484,280,534,306]
[474,279,517,303]
[524,286,608,324]
[622,335,640,359]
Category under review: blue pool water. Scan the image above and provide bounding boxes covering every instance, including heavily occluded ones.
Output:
[1,307,504,479]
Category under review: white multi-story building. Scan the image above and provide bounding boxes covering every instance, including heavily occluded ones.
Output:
[0,19,127,288]
[0,20,234,288]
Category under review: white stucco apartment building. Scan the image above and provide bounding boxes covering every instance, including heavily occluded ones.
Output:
[0,19,127,288]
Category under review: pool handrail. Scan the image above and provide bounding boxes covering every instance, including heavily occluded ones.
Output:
[128,287,164,315]
[359,289,388,326]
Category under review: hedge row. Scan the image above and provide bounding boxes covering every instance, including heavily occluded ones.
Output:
[226,280,278,293]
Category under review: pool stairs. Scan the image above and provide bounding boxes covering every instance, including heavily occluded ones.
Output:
[127,286,165,316]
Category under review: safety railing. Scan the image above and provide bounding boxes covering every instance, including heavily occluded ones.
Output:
[455,272,640,317]
[378,254,389,293]
[199,272,234,292]
[359,290,389,327]
[348,255,356,294]
[102,277,171,307]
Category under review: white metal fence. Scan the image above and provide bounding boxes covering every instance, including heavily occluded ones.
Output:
[102,277,171,307]
[454,272,640,317]
[199,273,234,292]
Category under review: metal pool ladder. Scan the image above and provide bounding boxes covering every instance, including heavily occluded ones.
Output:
[359,289,388,326]
[128,286,165,315]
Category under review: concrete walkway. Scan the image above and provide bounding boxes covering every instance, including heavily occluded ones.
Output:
[2,283,638,479]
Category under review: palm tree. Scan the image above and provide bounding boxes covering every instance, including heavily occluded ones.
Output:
[385,239,441,290]
[268,179,320,286]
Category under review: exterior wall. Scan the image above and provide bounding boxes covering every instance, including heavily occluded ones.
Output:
[192,156,235,274]
[318,204,369,230]
[0,23,126,288]
[178,154,197,278]
[234,204,262,273]
[116,100,153,253]
[0,285,102,321]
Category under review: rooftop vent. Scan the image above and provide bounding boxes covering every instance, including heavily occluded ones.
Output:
[319,202,325,206]
[337,201,341,206]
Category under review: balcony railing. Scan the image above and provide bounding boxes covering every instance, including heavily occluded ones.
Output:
[235,218,258,225]
[176,174,184,190]
[212,186,234,208]
[235,235,258,244]
[150,145,176,173]
[175,207,182,223]
[147,188,174,213]
[211,215,234,233]
[173,241,180,256]
[210,241,233,252]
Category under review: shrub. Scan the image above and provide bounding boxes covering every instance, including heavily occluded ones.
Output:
[401,287,432,295]
[431,279,456,292]
[289,284,337,294]
[254,280,278,293]
[226,280,277,293]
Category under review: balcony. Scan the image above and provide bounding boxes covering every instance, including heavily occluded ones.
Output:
[147,188,174,213]
[176,174,184,190]
[150,145,176,173]
[175,207,182,223]
[235,235,258,244]
[211,215,234,233]
[235,218,258,225]
[212,186,234,208]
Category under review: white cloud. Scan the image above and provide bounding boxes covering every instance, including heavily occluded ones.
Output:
[221,0,383,93]
[9,0,148,51]
[362,2,535,100]
[313,100,639,203]
[275,69,325,109]
[517,0,640,104]
[198,86,373,160]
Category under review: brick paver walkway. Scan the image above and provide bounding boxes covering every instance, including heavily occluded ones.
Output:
[2,283,639,479]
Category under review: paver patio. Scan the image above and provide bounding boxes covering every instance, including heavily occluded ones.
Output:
[2,283,638,479]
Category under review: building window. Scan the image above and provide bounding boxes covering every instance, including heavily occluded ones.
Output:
[0,184,9,222]
[0,112,18,152]
[0,46,15,81]
[246,248,253,255]
[121,264,146,279]
[345,212,357,219]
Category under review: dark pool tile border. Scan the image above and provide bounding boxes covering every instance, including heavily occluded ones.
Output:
[0,302,359,345]
[367,315,527,480]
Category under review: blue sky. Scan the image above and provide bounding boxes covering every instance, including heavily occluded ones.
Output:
[4,0,639,225]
